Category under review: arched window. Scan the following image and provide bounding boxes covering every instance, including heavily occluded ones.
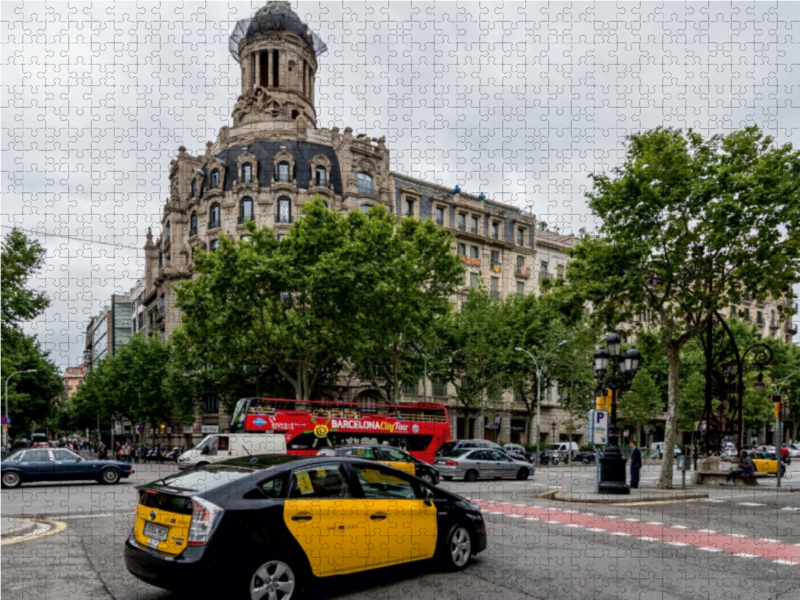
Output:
[210,169,220,188]
[239,197,254,223]
[209,239,219,252]
[277,197,292,223]
[209,203,221,229]
[360,203,372,215]
[277,162,290,183]
[357,172,374,195]
[190,211,198,236]
[165,221,171,241]
[771,310,776,325]
[315,166,327,187]
[190,180,196,197]
[242,163,253,183]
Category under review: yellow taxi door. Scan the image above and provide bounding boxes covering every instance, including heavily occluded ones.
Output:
[377,448,417,477]
[381,461,415,476]
[283,463,369,577]
[351,464,437,569]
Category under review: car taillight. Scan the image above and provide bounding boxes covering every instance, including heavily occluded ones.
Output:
[187,496,224,547]
[446,460,459,466]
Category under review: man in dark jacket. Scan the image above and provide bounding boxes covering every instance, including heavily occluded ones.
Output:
[725,450,755,483]
[629,441,642,489]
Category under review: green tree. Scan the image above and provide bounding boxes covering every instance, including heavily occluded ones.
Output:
[619,368,666,444]
[566,127,800,488]
[1,229,49,334]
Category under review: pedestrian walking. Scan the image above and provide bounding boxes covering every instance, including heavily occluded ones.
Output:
[158,443,165,464]
[725,450,755,484]
[629,441,642,489]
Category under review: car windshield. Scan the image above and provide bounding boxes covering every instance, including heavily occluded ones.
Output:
[443,449,472,458]
[383,448,411,461]
[548,444,562,451]
[194,435,214,450]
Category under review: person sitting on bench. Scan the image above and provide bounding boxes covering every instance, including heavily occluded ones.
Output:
[725,450,755,483]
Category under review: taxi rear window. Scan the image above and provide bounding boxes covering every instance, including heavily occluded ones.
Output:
[219,454,303,469]
[155,467,253,493]
[139,490,194,515]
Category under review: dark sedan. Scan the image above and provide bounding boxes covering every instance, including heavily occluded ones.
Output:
[124,455,487,599]
[318,444,441,485]
[1,448,134,488]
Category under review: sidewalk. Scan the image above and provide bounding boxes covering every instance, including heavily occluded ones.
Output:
[0,516,38,539]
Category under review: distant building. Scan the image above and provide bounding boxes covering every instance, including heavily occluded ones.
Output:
[62,365,85,398]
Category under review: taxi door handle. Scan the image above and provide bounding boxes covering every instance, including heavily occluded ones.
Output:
[291,514,313,522]
[370,513,388,521]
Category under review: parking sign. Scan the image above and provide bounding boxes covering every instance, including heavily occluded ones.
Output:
[591,410,608,445]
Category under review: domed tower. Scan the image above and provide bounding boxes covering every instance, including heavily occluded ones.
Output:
[229,1,327,130]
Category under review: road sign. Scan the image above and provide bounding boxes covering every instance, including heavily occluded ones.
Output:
[136,425,144,433]
[1,417,7,425]
[589,410,608,445]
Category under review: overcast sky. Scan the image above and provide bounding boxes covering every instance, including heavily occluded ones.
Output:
[2,1,800,370]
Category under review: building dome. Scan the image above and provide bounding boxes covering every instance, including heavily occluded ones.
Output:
[244,2,316,54]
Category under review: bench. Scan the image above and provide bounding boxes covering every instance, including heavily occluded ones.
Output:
[691,471,767,486]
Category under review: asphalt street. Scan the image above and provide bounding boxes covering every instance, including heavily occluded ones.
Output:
[2,462,799,600]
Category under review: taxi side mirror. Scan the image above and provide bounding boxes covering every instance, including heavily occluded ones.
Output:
[422,486,435,507]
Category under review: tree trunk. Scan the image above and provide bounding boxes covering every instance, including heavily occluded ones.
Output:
[658,344,681,489]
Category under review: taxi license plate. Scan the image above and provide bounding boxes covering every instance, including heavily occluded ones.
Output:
[143,521,168,542]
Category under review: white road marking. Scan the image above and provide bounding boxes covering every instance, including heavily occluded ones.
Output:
[738,502,765,507]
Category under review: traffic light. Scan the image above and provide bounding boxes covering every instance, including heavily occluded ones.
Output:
[772,394,782,419]
[596,390,612,412]
[159,423,166,434]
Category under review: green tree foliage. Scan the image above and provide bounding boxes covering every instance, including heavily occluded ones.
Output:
[618,368,666,443]
[566,127,800,488]
[1,229,49,334]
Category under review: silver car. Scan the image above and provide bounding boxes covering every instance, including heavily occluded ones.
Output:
[435,449,534,482]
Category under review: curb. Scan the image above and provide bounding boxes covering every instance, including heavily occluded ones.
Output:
[550,491,709,504]
[0,518,39,540]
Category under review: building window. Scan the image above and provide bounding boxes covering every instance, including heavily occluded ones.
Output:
[190,180,196,197]
[315,166,327,187]
[435,206,445,226]
[138,312,144,330]
[517,281,525,296]
[432,381,448,397]
[277,234,286,242]
[357,172,374,195]
[770,310,776,326]
[203,394,219,414]
[402,381,419,395]
[240,234,251,242]
[730,305,737,317]
[165,221,171,242]
[277,197,292,223]
[490,276,500,299]
[160,329,166,343]
[209,203,221,229]
[458,243,466,256]
[159,293,165,312]
[242,163,253,183]
[166,253,171,266]
[190,212,197,236]
[540,261,549,276]
[239,197,254,223]
[491,250,500,265]
[277,162,290,183]
[360,203,372,215]
[470,245,479,259]
[470,272,479,289]
[210,169,220,188]
[158,251,162,268]
[556,265,564,278]
[491,222,499,240]
[744,308,751,322]
[470,216,479,234]
[273,49,279,87]
[458,213,466,231]
[209,238,219,252]
[756,310,763,324]
[517,228,524,245]
[405,199,414,217]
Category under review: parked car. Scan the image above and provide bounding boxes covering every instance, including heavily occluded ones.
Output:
[1,447,133,488]
[316,444,441,485]
[649,442,683,459]
[750,450,787,477]
[436,449,534,482]
[124,455,487,597]
[436,439,505,457]
[786,443,800,459]
[503,443,535,462]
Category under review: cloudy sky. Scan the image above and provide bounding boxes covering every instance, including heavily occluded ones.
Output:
[2,1,799,370]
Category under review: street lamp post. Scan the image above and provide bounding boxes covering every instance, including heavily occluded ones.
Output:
[593,333,641,495]
[515,340,569,468]
[4,369,37,448]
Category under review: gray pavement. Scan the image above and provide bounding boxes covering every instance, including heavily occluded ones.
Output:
[2,461,799,599]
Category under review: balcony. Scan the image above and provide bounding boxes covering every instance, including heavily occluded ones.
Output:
[786,322,798,335]
[538,271,553,280]
[515,265,530,279]
[208,220,221,230]
[461,255,481,267]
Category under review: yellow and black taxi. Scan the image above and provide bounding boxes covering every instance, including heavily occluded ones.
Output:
[124,455,487,599]
[316,444,441,485]
[750,450,787,477]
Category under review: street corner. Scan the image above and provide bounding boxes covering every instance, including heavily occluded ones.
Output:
[1,515,67,545]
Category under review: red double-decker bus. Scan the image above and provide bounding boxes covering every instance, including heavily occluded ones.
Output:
[230,397,450,464]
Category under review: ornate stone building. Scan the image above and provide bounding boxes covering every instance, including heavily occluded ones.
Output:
[141,3,579,446]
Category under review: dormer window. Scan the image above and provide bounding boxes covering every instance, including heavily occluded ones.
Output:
[315,166,327,187]
[278,162,290,183]
[242,163,253,183]
[210,169,220,188]
[190,212,197,236]
[357,172,374,195]
[190,180,196,197]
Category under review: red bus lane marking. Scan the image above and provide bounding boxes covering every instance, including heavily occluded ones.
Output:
[472,500,800,565]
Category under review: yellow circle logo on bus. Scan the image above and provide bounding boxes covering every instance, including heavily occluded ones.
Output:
[314,423,329,438]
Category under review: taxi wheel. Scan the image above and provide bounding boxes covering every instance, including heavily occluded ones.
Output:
[464,470,478,483]
[438,523,473,571]
[248,557,305,600]
[2,471,22,489]
[420,473,436,485]
[100,468,120,485]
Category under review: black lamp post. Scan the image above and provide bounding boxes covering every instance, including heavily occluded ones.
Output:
[593,333,642,495]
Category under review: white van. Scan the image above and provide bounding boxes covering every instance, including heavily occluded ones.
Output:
[177,433,286,469]
[548,442,579,459]
[649,442,682,459]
